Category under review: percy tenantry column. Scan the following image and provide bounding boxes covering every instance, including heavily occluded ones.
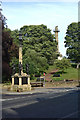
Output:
[53,26,60,53]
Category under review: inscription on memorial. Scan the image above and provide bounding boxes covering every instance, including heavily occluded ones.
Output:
[22,77,28,85]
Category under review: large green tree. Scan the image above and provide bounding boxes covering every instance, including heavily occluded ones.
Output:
[21,24,57,64]
[11,24,58,75]
[64,22,80,64]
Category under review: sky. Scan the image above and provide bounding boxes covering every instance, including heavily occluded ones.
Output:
[1,0,79,56]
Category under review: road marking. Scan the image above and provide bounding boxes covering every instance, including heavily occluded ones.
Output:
[58,111,80,120]
[28,95,31,97]
[2,100,38,110]
[2,96,28,101]
[0,99,5,101]
[48,90,74,100]
[2,88,77,102]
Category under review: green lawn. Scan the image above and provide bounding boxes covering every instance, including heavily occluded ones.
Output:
[45,65,57,74]
[52,67,78,81]
[31,66,78,82]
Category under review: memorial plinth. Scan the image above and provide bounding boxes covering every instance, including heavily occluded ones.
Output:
[11,73,31,91]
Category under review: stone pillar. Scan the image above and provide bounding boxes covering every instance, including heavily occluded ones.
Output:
[19,45,23,74]
[55,29,58,42]
[55,32,59,52]
[19,77,22,86]
[19,45,22,64]
[28,76,30,85]
[54,26,60,53]
[12,77,14,85]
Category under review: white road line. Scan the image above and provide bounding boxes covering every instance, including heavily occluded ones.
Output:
[0,99,5,101]
[2,88,77,102]
[49,93,67,99]
[58,111,80,120]
[2,100,38,110]
[2,96,28,101]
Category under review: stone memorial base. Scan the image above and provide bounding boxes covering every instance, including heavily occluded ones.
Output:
[11,72,31,91]
[10,85,31,92]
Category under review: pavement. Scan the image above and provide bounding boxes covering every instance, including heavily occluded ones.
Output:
[0,82,80,95]
[1,86,80,95]
[2,87,48,95]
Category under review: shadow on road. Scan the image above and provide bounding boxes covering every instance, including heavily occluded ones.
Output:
[2,89,80,119]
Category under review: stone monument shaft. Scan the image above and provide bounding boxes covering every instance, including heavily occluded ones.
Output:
[19,45,23,74]
[54,26,60,52]
[19,45,22,64]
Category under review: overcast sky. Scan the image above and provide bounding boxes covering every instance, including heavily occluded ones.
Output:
[2,0,79,56]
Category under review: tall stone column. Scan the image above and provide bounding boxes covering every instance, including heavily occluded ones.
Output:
[19,45,22,64]
[53,26,60,52]
[19,45,23,74]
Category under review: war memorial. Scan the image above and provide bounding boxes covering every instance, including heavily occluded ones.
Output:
[11,31,31,91]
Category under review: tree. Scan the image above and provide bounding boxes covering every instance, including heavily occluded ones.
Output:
[20,24,57,64]
[23,49,49,75]
[2,28,19,82]
[1,10,19,83]
[54,58,71,72]
[11,29,19,46]
[64,22,80,65]
[11,24,58,76]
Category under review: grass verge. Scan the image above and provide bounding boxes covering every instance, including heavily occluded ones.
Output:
[52,67,78,81]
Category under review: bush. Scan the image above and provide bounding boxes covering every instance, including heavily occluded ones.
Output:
[3,80,11,85]
[71,63,77,68]
[36,77,44,81]
[54,58,71,72]
[53,77,64,81]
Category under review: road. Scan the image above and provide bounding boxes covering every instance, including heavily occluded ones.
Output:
[1,87,80,119]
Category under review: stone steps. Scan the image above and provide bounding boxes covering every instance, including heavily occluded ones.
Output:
[45,69,58,82]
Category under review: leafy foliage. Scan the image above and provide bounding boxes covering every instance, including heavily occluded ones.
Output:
[20,24,57,65]
[2,28,18,82]
[11,29,19,46]
[23,49,49,75]
[54,58,71,72]
[64,22,80,63]
[11,24,58,75]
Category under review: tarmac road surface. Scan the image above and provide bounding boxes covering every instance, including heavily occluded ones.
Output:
[1,87,80,119]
